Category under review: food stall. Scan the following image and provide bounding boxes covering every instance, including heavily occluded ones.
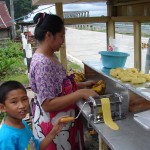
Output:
[32,0,150,149]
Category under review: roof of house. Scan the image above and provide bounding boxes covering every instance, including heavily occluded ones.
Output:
[0,1,12,29]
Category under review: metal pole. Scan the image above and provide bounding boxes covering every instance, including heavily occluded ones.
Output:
[10,0,16,40]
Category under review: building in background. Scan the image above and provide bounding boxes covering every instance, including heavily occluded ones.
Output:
[0,1,12,39]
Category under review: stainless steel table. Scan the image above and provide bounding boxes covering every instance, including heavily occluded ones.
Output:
[77,100,150,150]
[78,61,150,150]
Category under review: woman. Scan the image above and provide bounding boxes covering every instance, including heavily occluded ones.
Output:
[29,12,98,150]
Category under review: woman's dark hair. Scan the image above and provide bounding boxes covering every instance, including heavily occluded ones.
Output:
[33,13,64,41]
[0,81,27,104]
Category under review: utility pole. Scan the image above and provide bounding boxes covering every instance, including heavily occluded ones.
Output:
[10,0,16,40]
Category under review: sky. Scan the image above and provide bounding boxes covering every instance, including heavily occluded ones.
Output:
[24,2,107,21]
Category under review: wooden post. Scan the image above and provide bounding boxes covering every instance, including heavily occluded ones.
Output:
[99,136,109,150]
[106,1,115,48]
[106,19,115,49]
[55,3,67,70]
[134,21,141,70]
[10,0,16,40]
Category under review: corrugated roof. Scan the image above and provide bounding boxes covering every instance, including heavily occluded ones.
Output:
[0,1,12,29]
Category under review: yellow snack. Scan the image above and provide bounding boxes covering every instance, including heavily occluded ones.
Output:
[101,98,119,130]
[110,68,124,78]
[131,78,146,84]
[117,72,126,79]
[110,67,149,84]
[116,68,124,72]
[74,72,85,82]
[127,72,137,78]
[92,80,106,95]
[110,69,118,77]
[59,117,75,123]
[126,68,138,73]
[120,76,133,82]
[68,70,85,82]
[144,74,150,81]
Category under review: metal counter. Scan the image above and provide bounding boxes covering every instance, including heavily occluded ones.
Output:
[77,100,150,150]
[83,61,150,101]
[79,61,150,150]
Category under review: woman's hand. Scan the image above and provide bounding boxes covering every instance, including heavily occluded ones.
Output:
[77,80,97,89]
[77,89,99,100]
[83,80,97,88]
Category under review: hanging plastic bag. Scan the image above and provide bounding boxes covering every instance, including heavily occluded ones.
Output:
[108,37,119,52]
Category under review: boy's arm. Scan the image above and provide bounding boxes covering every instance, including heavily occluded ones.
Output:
[39,120,63,150]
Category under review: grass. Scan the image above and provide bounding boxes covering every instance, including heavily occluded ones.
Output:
[67,60,83,71]
[3,74,29,85]
[0,59,29,86]
[56,52,83,71]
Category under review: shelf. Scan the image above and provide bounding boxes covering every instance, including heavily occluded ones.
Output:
[83,61,150,101]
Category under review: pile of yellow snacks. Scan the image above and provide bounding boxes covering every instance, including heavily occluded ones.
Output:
[91,80,106,95]
[110,68,150,84]
[68,69,85,82]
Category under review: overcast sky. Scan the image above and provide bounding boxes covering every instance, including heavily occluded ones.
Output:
[25,2,107,21]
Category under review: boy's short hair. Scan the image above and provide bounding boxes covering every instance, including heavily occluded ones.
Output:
[0,81,26,104]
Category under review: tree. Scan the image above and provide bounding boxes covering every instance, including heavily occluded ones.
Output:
[4,0,37,20]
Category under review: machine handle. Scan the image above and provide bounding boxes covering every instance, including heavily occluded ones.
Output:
[59,117,75,123]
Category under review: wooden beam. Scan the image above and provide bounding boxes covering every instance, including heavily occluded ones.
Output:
[106,19,115,47]
[113,0,150,6]
[112,16,150,22]
[106,1,115,49]
[134,21,141,71]
[64,17,110,25]
[56,3,67,70]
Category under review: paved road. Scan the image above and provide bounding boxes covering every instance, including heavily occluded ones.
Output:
[65,27,149,71]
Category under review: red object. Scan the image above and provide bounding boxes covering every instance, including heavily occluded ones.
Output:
[108,46,113,51]
[0,1,12,29]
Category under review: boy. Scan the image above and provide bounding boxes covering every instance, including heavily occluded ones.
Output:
[0,80,64,150]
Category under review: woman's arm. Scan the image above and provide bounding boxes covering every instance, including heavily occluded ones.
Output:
[42,88,98,112]
[77,80,97,89]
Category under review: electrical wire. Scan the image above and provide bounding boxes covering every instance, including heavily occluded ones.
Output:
[0,0,84,27]
[0,4,55,27]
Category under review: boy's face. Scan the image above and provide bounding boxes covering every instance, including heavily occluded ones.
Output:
[1,89,29,120]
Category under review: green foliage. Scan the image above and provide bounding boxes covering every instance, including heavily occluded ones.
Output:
[0,113,7,123]
[0,40,27,80]
[5,0,37,19]
[67,60,82,71]
[55,52,82,71]
[3,74,29,85]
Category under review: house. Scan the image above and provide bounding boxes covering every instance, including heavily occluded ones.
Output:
[0,1,12,39]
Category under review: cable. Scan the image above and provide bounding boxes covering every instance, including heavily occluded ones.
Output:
[0,4,55,27]
[32,4,55,14]
[0,0,87,27]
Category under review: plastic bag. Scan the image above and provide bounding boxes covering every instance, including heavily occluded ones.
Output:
[108,37,119,52]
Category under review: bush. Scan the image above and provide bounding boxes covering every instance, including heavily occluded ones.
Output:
[0,40,27,80]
